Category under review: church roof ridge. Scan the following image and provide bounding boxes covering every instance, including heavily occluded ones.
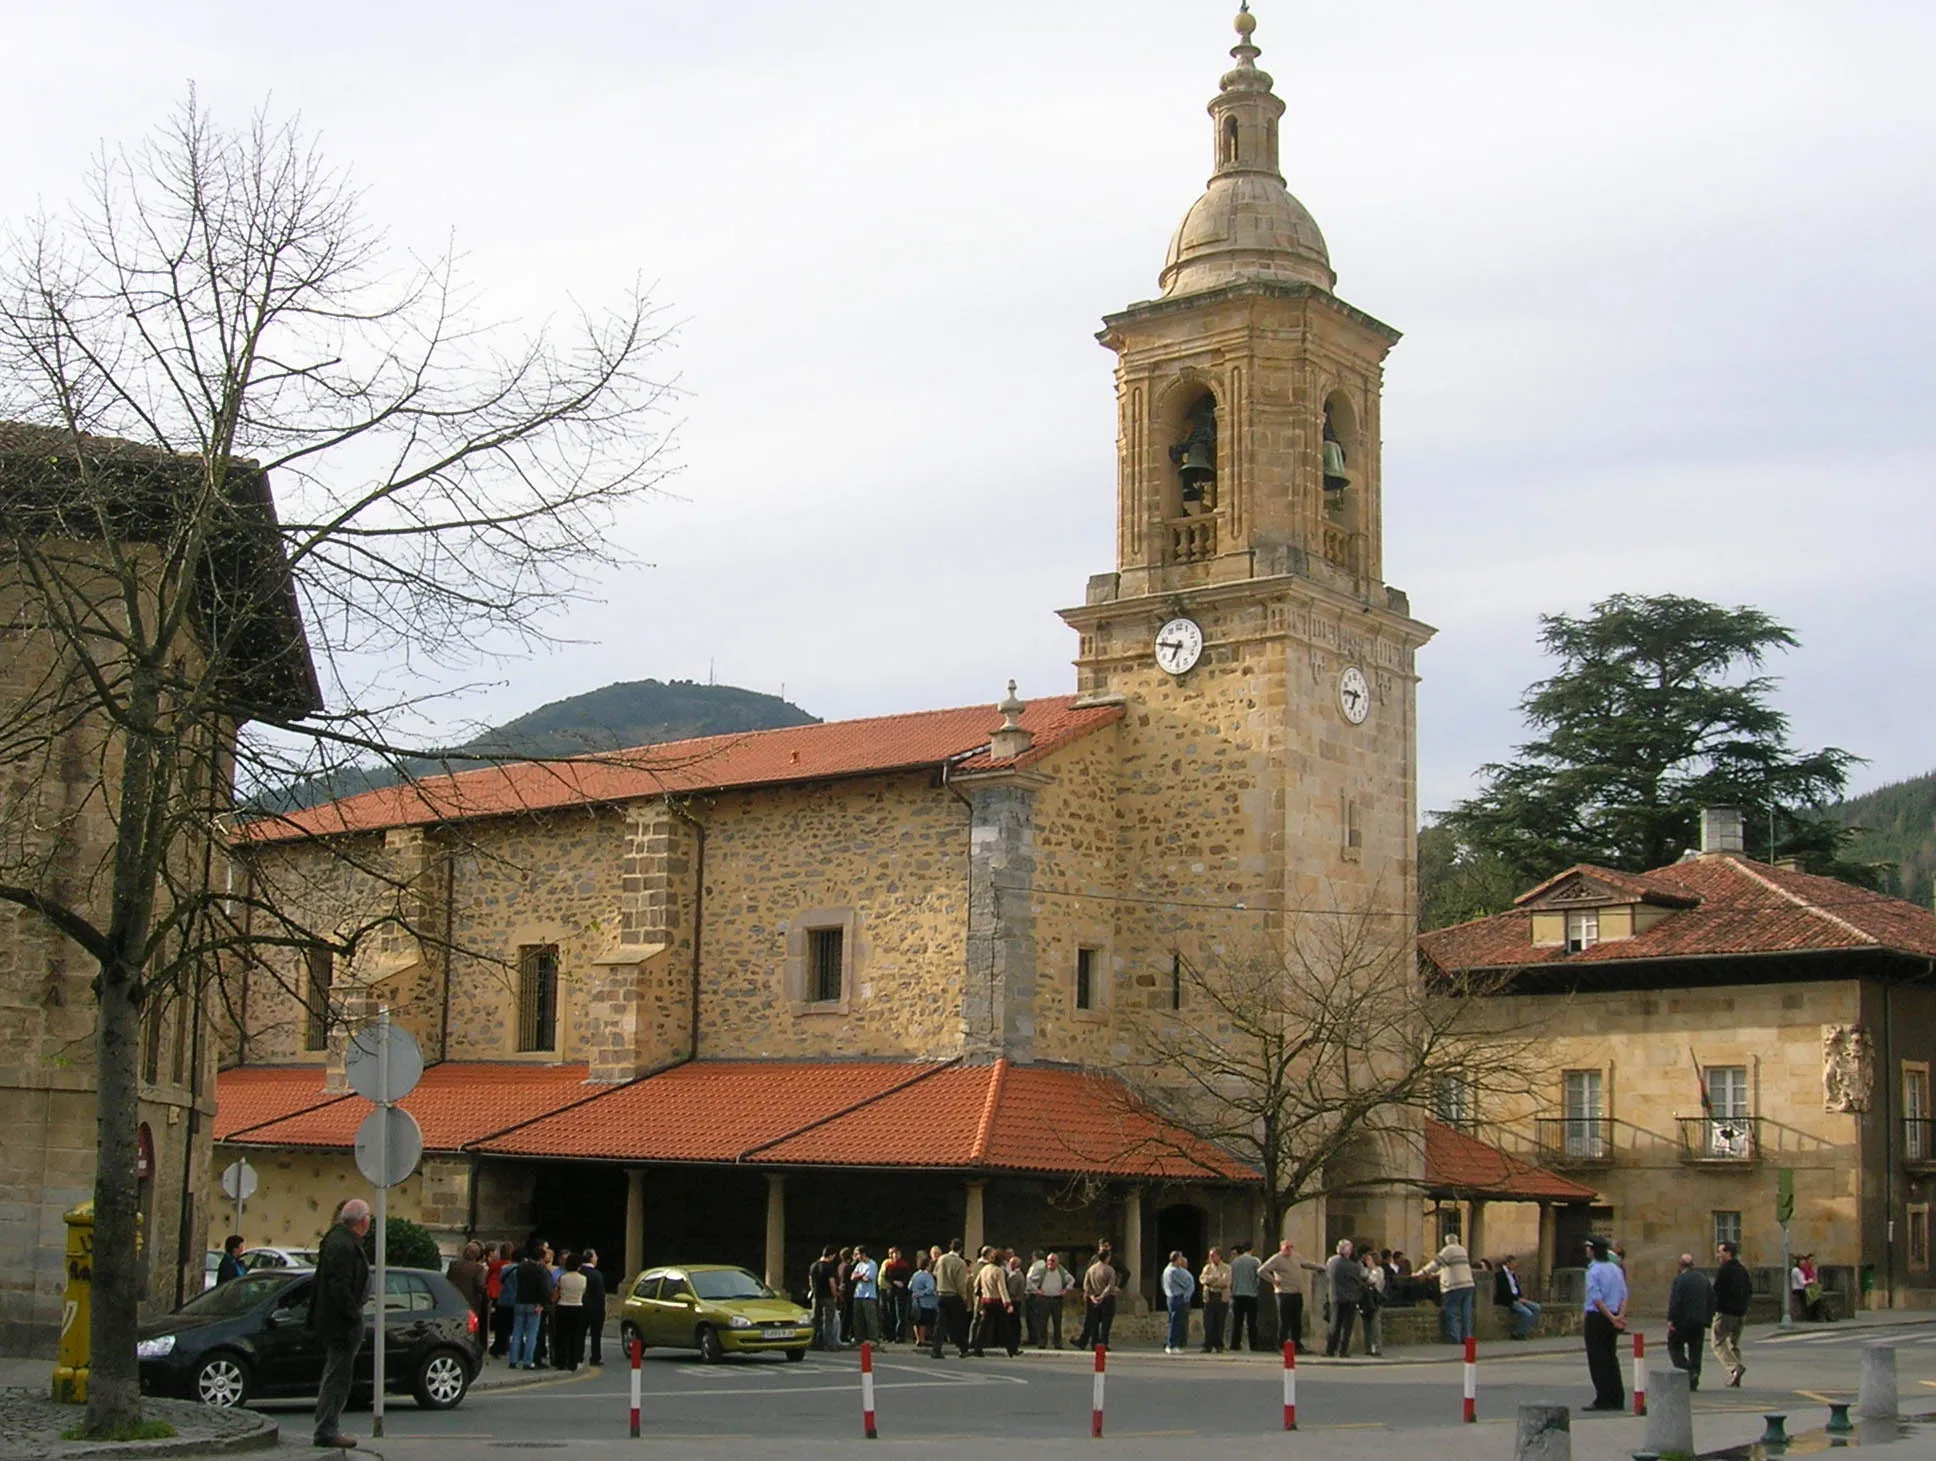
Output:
[241,693,1123,843]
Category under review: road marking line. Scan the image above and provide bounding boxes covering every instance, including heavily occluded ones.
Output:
[1798,1389,1852,1404]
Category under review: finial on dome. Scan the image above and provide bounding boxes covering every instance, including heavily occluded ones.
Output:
[998,679,1025,728]
[1231,2,1260,67]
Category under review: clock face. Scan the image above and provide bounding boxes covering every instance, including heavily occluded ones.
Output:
[1338,666,1371,724]
[1154,617,1204,676]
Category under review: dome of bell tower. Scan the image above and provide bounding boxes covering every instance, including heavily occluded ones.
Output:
[1158,5,1335,298]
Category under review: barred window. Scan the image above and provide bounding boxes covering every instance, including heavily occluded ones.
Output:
[517,944,560,1052]
[808,927,843,1005]
[303,947,332,1052]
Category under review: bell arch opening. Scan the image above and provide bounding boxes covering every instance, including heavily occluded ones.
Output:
[1320,391,1362,569]
[1220,115,1239,167]
[1158,383,1220,565]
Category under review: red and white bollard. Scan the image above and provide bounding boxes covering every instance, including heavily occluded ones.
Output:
[1091,1344,1106,1438]
[1282,1340,1298,1430]
[1632,1330,1646,1417]
[628,1337,642,1438]
[1462,1335,1477,1423]
[860,1340,878,1439]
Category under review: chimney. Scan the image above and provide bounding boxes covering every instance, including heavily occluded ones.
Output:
[987,680,1033,761]
[1699,807,1745,857]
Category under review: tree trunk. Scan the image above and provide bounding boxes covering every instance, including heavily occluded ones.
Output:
[85,953,144,1433]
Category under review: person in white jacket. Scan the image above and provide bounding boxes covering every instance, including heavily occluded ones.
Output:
[1417,1239,1476,1343]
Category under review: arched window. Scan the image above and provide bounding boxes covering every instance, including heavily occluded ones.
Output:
[1221,115,1239,166]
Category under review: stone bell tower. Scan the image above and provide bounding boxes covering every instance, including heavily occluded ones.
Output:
[1061,5,1434,958]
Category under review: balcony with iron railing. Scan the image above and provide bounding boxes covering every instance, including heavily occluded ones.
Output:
[1675,1115,1760,1164]
[1531,1116,1616,1168]
[1905,1117,1936,1171]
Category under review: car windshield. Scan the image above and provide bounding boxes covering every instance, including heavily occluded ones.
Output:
[690,1269,774,1301]
[173,1273,290,1319]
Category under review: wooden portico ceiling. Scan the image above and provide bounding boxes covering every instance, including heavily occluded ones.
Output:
[471,1058,1257,1183]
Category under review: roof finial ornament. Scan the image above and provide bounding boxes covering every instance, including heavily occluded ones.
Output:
[989,680,1034,761]
[1231,2,1261,69]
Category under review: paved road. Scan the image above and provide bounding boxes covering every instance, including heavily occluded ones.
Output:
[228,1318,1936,1454]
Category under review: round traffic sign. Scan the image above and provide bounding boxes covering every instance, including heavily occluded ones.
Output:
[345,1022,424,1104]
[219,1159,258,1202]
[354,1106,424,1189]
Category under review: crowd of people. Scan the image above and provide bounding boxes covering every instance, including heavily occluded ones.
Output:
[443,1239,609,1374]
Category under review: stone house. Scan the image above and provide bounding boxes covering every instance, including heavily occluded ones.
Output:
[0,423,317,1350]
[1419,808,1936,1313]
[207,7,1526,1307]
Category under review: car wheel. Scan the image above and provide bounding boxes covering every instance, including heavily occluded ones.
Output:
[193,1352,251,1409]
[784,1347,806,1363]
[696,1325,724,1364]
[413,1348,472,1410]
[619,1321,644,1357]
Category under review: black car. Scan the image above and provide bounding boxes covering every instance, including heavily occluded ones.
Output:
[137,1266,481,1411]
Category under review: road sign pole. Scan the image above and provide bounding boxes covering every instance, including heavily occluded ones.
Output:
[1780,1223,1793,1331]
[374,1007,389,1438]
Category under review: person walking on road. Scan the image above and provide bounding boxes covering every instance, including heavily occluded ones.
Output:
[1078,1243,1120,1350]
[931,1239,972,1359]
[1667,1251,1716,1391]
[1323,1240,1363,1357]
[1162,1251,1196,1354]
[1418,1238,1476,1344]
[1494,1254,1540,1340]
[1581,1237,1630,1411]
[1199,1248,1230,1353]
[1228,1243,1263,1351]
[308,1197,372,1449]
[1711,1240,1752,1387]
[1258,1240,1324,1352]
[974,1247,1019,1357]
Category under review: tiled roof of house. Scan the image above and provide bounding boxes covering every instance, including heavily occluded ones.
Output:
[220,1062,593,1152]
[211,1066,347,1141]
[244,696,1122,843]
[1420,854,1936,973]
[211,1057,1255,1180]
[1424,1119,1598,1204]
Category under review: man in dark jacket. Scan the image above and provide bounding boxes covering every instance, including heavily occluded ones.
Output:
[1323,1240,1364,1357]
[1667,1252,1717,1390]
[581,1247,607,1366]
[1710,1241,1753,1387]
[309,1199,373,1449]
[1493,1254,1540,1339]
[216,1234,247,1286]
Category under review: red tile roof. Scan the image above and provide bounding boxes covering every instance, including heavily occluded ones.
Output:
[1424,1120,1598,1203]
[243,697,1122,843]
[1421,855,1936,974]
[468,1058,1253,1181]
[212,1066,346,1141]
[220,1062,593,1152]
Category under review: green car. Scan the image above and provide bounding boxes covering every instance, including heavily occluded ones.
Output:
[617,1265,812,1363]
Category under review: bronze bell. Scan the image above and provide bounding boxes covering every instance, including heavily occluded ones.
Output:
[1322,437,1350,493]
[1177,439,1215,500]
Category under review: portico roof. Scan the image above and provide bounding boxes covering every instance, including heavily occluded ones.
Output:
[214,1057,1255,1183]
[1424,1119,1597,1204]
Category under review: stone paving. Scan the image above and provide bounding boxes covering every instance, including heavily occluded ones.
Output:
[0,1387,275,1461]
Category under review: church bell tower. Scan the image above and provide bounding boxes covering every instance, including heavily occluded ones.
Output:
[1061,5,1434,943]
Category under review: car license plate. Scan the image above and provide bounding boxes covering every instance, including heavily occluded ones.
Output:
[761,1327,795,1339]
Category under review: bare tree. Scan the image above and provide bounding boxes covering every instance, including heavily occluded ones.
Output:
[0,94,676,1434]
[1118,902,1549,1242]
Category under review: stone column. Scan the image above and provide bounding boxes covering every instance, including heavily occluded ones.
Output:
[1124,1186,1145,1314]
[624,1169,646,1281]
[764,1174,787,1293]
[1536,1203,1557,1296]
[1641,1367,1694,1459]
[1857,1344,1898,1421]
[1513,1404,1571,1461]
[964,1179,986,1259]
[1467,1200,1488,1263]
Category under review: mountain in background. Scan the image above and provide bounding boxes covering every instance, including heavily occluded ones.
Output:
[264,679,819,810]
[1832,771,1936,912]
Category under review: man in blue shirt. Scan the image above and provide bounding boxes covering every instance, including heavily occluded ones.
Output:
[1582,1236,1630,1411]
[850,1246,882,1345]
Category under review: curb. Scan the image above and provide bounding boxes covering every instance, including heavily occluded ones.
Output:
[56,1413,278,1461]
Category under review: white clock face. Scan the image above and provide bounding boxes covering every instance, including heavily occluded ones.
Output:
[1154,617,1204,676]
[1338,666,1371,724]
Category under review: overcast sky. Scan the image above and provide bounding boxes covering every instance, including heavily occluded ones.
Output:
[5,2,1932,814]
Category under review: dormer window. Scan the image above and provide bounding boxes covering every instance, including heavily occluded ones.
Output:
[1566,909,1600,952]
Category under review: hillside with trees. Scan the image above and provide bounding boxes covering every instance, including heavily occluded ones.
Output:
[1833,772,1936,911]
